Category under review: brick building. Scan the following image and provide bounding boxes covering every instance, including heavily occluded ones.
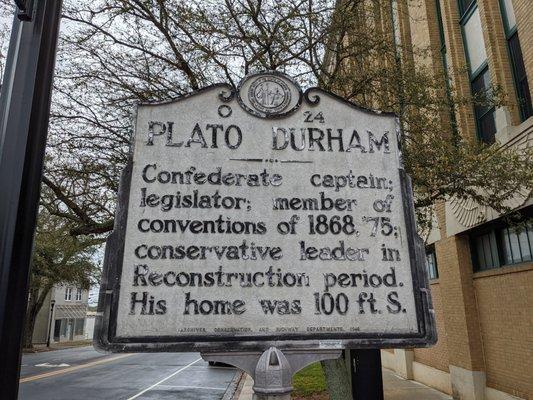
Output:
[362,1,533,399]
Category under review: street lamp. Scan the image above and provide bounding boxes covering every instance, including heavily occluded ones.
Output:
[14,0,35,20]
[0,1,63,398]
[46,300,56,347]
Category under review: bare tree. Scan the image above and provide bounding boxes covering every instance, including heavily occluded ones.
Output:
[33,0,529,240]
[0,0,530,389]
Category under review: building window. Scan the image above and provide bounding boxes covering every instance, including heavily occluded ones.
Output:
[500,223,532,265]
[499,0,532,121]
[471,217,533,271]
[76,288,82,301]
[462,7,486,74]
[74,318,85,336]
[459,1,496,143]
[60,319,68,337]
[65,287,72,301]
[436,0,460,134]
[473,230,500,270]
[471,67,496,143]
[425,247,439,280]
[436,0,449,73]
[458,0,476,17]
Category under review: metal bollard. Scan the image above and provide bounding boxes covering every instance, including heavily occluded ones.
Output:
[252,347,292,400]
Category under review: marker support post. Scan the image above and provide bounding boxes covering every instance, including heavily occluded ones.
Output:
[350,349,384,400]
[202,347,342,399]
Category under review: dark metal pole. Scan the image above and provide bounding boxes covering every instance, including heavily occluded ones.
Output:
[46,300,55,347]
[350,349,384,400]
[0,1,62,398]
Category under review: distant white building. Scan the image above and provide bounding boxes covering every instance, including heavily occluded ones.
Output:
[84,310,97,340]
[32,285,89,344]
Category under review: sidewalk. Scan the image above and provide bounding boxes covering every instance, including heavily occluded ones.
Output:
[234,368,451,400]
[382,368,451,400]
[22,340,92,353]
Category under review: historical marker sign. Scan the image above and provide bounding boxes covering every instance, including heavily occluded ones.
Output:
[95,71,436,352]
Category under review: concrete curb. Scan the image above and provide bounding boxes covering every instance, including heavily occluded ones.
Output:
[224,370,247,400]
[234,374,254,400]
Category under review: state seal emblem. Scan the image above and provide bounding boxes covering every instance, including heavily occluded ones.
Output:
[248,76,291,114]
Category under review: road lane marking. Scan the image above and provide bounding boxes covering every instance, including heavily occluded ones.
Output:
[35,363,70,368]
[20,354,132,383]
[158,384,226,390]
[126,358,202,400]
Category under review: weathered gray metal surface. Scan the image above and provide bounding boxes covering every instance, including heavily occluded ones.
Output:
[201,348,341,377]
[94,71,436,353]
[252,347,292,395]
[202,347,341,399]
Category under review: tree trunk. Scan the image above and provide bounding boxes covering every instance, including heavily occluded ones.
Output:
[321,358,352,400]
[23,285,52,349]
[23,309,38,349]
[23,290,39,349]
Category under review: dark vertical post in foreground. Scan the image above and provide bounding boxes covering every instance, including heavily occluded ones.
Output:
[350,349,384,400]
[0,1,62,398]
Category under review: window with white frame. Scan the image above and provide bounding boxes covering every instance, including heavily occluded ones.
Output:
[65,287,73,301]
[75,288,82,301]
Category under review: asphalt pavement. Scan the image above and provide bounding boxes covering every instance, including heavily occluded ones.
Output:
[19,346,238,400]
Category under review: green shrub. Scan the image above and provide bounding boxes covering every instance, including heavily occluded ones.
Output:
[292,363,328,397]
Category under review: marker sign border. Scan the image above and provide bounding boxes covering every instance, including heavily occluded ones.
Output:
[94,72,436,353]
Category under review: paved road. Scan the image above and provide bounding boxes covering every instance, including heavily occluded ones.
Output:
[19,346,238,400]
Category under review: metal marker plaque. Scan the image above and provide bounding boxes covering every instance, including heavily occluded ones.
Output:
[95,71,436,352]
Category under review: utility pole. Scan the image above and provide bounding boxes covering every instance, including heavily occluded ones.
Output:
[0,1,63,398]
